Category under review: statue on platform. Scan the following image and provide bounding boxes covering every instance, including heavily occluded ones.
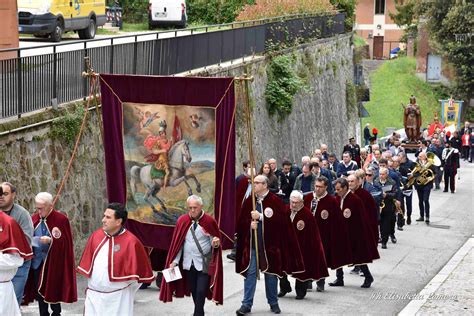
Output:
[402,95,422,142]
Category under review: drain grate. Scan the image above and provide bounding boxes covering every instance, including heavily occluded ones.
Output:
[429,224,451,229]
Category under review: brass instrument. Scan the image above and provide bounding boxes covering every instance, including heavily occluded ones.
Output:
[402,152,441,189]
[379,200,385,213]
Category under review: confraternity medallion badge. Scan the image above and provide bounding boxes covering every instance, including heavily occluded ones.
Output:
[296,220,305,230]
[51,227,61,239]
[343,208,351,218]
[264,207,273,218]
[320,210,329,220]
[113,244,121,252]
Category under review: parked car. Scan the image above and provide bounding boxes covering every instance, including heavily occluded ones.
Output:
[148,0,187,29]
[17,0,107,42]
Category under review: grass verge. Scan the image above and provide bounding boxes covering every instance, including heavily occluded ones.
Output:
[361,57,449,138]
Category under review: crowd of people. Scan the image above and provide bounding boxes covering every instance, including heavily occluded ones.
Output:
[0,121,471,316]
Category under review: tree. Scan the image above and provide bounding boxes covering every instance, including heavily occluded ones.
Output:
[391,0,473,100]
[330,0,356,32]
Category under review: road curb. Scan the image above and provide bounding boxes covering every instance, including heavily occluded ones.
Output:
[398,236,473,315]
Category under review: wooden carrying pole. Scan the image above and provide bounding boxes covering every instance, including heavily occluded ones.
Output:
[238,74,259,280]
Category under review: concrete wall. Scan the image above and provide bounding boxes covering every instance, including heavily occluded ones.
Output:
[0,33,358,251]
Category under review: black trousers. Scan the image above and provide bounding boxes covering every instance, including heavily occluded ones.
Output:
[416,186,431,219]
[434,167,443,189]
[336,265,372,280]
[380,209,396,243]
[186,265,210,316]
[279,275,308,298]
[33,265,61,316]
[443,168,456,192]
[402,193,412,218]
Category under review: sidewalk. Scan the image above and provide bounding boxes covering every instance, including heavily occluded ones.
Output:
[399,237,474,315]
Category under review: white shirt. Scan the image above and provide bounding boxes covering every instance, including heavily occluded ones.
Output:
[0,252,24,316]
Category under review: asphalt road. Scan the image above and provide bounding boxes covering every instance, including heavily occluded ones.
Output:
[21,160,474,315]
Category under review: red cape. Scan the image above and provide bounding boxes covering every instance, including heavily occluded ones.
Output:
[236,192,304,277]
[24,210,77,304]
[77,228,154,282]
[354,187,379,248]
[160,212,223,305]
[336,193,380,264]
[0,211,33,260]
[304,193,352,269]
[286,206,328,281]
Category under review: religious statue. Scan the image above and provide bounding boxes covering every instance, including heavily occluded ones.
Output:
[402,95,422,142]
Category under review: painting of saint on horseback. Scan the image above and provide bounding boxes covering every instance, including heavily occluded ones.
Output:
[122,102,216,225]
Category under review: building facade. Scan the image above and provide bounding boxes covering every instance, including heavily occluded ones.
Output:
[354,0,404,59]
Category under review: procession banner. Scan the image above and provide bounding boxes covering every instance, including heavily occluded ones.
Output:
[441,98,463,130]
[100,74,236,250]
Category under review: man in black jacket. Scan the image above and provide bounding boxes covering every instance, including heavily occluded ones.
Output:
[441,141,460,193]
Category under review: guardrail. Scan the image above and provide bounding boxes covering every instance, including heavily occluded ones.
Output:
[0,13,345,119]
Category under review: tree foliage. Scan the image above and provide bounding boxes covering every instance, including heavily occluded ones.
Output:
[391,0,473,100]
[237,0,335,21]
[329,0,356,32]
[188,0,254,24]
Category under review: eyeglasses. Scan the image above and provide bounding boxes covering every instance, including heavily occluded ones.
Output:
[366,174,373,177]
[315,185,325,188]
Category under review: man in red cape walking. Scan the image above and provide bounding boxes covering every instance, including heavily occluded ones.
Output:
[160,195,223,316]
[236,175,304,315]
[279,190,328,300]
[24,192,77,315]
[0,210,33,315]
[304,176,352,292]
[77,203,154,315]
[332,179,379,288]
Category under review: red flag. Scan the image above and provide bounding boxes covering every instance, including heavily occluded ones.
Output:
[173,115,182,142]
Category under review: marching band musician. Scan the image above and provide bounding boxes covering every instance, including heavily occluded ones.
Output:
[441,140,460,193]
[415,152,436,224]
[374,168,398,249]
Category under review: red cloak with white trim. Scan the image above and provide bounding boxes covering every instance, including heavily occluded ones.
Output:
[304,193,353,269]
[0,211,33,259]
[286,206,328,281]
[336,193,380,264]
[236,192,304,277]
[77,228,154,283]
[24,210,77,304]
[160,212,223,304]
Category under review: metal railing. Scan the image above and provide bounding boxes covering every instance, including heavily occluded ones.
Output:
[0,13,345,119]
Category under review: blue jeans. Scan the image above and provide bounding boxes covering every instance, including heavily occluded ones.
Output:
[242,249,278,309]
[12,259,31,305]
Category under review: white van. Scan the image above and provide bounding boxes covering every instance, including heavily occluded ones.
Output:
[148,0,187,29]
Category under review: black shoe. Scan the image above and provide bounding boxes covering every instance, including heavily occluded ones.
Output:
[381,243,387,249]
[361,275,374,288]
[407,217,411,225]
[270,304,281,314]
[316,284,324,292]
[416,217,424,222]
[350,267,360,274]
[443,190,448,192]
[425,219,430,224]
[295,295,305,300]
[277,289,291,297]
[390,235,397,243]
[227,253,236,261]
[139,282,150,289]
[236,306,251,315]
[397,226,404,231]
[328,279,344,286]
[451,191,455,194]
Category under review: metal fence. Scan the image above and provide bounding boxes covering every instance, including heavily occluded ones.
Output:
[0,13,345,119]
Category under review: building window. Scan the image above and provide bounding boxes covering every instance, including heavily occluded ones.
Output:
[375,0,385,14]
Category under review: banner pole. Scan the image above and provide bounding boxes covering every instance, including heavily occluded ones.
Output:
[238,74,260,280]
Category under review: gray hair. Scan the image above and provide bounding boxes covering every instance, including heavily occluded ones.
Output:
[254,174,269,185]
[35,192,53,205]
[186,195,203,206]
[290,190,303,201]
